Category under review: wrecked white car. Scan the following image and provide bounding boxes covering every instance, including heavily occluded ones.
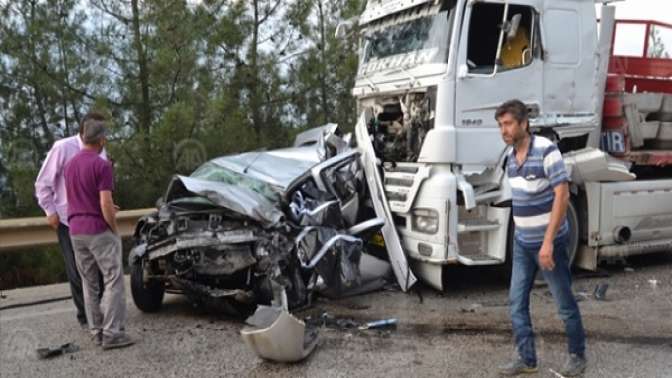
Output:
[128,125,388,317]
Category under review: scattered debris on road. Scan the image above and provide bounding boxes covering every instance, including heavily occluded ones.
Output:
[358,318,398,330]
[548,367,567,378]
[36,342,79,359]
[593,283,609,300]
[460,303,483,313]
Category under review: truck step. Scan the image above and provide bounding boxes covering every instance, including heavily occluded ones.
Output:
[457,253,504,266]
[457,219,501,233]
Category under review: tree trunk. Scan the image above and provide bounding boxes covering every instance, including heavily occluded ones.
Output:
[27,0,54,147]
[317,0,330,124]
[249,0,262,142]
[131,0,152,135]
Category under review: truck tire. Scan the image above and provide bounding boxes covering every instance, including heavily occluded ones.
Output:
[131,261,165,313]
[565,197,580,266]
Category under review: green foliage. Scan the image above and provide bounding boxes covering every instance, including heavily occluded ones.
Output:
[0,247,66,290]
[648,27,671,59]
[0,0,364,286]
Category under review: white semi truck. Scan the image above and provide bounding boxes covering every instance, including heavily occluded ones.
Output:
[344,0,672,290]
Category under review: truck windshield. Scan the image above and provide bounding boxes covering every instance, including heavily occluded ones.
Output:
[359,7,454,76]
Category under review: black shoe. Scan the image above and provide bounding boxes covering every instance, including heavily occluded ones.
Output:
[560,354,587,377]
[101,334,135,350]
[79,321,89,330]
[499,357,538,376]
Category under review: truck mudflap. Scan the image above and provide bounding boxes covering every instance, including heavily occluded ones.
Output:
[355,111,417,291]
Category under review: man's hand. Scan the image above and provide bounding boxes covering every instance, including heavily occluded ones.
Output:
[100,190,119,235]
[46,214,60,230]
[539,241,555,271]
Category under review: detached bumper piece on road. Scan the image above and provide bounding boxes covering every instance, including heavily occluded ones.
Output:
[241,305,318,363]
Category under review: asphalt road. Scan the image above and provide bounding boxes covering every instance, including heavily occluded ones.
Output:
[1,253,671,378]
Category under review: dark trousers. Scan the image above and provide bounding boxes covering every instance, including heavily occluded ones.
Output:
[57,223,104,325]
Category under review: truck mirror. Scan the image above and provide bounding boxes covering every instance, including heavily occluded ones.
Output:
[335,16,359,39]
[457,64,469,79]
[335,22,348,38]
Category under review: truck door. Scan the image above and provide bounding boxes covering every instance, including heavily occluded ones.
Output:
[541,1,596,117]
[454,1,543,165]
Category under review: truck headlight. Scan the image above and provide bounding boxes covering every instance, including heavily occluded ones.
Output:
[411,208,439,234]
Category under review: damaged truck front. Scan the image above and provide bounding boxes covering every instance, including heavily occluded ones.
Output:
[347,0,668,291]
[128,126,387,316]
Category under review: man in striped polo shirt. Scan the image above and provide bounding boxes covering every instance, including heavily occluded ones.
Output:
[495,100,586,376]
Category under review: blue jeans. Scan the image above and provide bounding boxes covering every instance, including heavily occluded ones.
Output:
[509,237,586,366]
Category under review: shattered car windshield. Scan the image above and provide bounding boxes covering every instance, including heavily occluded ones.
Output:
[358,6,454,75]
[190,162,283,204]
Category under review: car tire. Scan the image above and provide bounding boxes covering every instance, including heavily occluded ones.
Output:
[131,261,165,313]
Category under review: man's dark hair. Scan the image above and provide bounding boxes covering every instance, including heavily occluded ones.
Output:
[79,111,107,136]
[495,99,529,131]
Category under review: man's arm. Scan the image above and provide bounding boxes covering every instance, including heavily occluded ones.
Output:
[34,145,63,229]
[544,183,570,244]
[539,183,569,270]
[100,190,118,234]
[539,144,571,270]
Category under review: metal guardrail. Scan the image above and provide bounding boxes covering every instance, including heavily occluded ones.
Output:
[0,209,155,252]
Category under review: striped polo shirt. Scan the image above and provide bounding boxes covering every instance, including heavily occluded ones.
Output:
[507,135,569,248]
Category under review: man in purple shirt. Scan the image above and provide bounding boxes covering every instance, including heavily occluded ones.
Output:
[34,112,107,327]
[65,119,133,350]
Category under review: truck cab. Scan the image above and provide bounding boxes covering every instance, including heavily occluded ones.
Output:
[351,0,672,290]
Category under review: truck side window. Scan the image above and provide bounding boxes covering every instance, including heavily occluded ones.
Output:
[467,4,536,74]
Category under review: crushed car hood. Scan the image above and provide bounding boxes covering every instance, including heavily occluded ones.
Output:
[209,147,320,190]
[164,175,285,225]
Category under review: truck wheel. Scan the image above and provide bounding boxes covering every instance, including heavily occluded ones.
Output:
[131,261,165,313]
[566,198,580,266]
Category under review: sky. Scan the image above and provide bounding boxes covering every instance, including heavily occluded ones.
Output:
[601,0,672,23]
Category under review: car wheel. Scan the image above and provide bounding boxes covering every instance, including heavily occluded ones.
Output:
[131,260,165,313]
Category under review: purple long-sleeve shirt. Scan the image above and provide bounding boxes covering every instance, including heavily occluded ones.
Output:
[34,135,107,227]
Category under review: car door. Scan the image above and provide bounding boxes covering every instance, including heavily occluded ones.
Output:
[355,109,418,292]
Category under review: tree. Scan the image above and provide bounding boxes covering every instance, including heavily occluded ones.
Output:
[648,26,671,59]
[0,0,99,216]
[286,0,362,132]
